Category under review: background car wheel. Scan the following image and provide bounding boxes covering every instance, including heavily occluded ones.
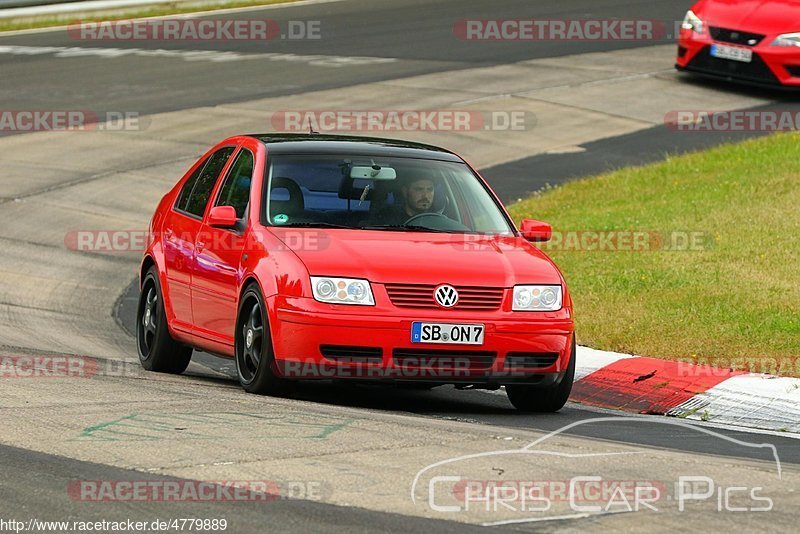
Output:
[137,267,192,374]
[235,284,293,396]
[506,333,576,413]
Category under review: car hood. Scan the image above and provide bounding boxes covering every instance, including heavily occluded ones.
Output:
[271,229,563,287]
[695,0,800,34]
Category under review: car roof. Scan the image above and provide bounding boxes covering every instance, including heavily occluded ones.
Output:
[246,133,464,162]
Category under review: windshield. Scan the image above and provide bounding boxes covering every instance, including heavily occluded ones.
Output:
[264,155,514,234]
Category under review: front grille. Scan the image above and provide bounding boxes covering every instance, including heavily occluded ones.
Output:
[686,46,779,84]
[320,345,382,363]
[384,284,504,310]
[785,65,800,77]
[392,348,496,370]
[709,27,765,46]
[505,352,560,369]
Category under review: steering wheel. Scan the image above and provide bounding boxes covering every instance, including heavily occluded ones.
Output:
[403,212,450,226]
[403,212,471,232]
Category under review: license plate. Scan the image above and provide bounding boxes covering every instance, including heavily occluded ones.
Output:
[411,322,485,345]
[710,44,752,63]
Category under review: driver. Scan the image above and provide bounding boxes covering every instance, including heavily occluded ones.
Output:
[374,174,437,226]
[402,177,435,217]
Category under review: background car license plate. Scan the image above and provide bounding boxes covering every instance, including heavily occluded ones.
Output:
[411,322,485,345]
[710,44,752,63]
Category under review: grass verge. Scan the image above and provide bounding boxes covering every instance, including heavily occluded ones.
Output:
[507,132,800,376]
[0,0,300,33]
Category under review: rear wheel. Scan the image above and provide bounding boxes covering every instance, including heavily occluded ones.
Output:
[235,284,292,396]
[506,334,576,412]
[137,267,192,374]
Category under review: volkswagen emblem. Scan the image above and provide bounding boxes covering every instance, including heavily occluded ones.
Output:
[434,284,459,308]
[747,38,757,46]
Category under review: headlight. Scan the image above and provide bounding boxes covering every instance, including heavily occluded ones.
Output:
[771,32,800,47]
[310,276,375,305]
[512,285,563,312]
[681,10,704,33]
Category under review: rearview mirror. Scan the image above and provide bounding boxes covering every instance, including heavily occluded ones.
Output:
[519,219,552,242]
[350,165,397,180]
[208,206,238,229]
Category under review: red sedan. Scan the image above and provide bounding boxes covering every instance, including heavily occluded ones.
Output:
[137,134,575,412]
[676,0,800,88]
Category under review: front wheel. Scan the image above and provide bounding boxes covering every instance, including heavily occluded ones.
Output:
[506,334,576,412]
[235,284,292,396]
[137,267,192,374]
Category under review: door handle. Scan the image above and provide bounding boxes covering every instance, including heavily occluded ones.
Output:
[196,241,205,252]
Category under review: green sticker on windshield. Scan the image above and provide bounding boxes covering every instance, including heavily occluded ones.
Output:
[273,213,289,225]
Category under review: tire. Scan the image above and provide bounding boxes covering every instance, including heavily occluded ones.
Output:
[506,334,576,413]
[137,267,192,374]
[397,383,439,391]
[235,283,293,396]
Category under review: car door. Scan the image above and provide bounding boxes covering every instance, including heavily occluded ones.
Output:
[191,146,255,347]
[162,145,236,332]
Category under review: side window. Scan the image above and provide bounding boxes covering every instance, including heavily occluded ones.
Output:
[174,157,208,212]
[214,149,254,219]
[182,146,235,218]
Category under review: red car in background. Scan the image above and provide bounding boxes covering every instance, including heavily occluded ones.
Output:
[137,134,575,412]
[676,0,800,87]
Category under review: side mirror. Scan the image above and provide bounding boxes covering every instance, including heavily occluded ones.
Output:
[208,206,238,229]
[519,219,552,242]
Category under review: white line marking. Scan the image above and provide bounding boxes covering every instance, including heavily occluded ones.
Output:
[481,509,632,527]
[0,44,396,66]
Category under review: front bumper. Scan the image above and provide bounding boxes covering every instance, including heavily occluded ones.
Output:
[267,295,575,386]
[676,29,800,88]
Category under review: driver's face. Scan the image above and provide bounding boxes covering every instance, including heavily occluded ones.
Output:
[404,179,435,214]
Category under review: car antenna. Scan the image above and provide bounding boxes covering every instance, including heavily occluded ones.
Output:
[308,124,318,135]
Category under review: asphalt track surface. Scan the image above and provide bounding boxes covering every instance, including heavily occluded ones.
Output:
[482,98,800,203]
[0,0,694,117]
[0,443,494,533]
[1,0,799,531]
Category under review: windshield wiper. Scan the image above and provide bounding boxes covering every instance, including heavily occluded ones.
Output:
[360,225,457,233]
[276,223,469,234]
[360,224,405,230]
[276,222,353,229]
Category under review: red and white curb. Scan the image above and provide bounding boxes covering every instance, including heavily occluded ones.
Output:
[571,346,800,434]
[484,346,800,434]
